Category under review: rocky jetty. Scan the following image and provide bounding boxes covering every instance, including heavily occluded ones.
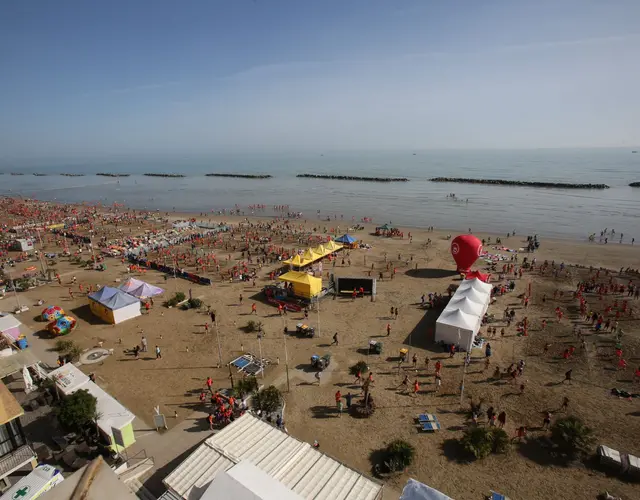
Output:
[429,177,609,189]
[96,173,130,177]
[205,173,272,179]
[10,172,24,176]
[33,173,48,176]
[297,174,409,182]
[143,173,185,178]
[61,173,85,177]
[630,182,640,187]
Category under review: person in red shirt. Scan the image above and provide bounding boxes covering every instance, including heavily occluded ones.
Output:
[386,323,391,336]
[412,379,420,397]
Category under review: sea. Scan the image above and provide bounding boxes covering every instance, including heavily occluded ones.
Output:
[1,148,639,241]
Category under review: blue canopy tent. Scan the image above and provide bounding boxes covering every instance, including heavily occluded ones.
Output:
[335,234,358,246]
[88,286,141,324]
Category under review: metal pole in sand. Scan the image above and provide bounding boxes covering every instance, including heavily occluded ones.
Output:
[459,328,473,406]
[257,332,265,379]
[214,321,223,368]
[281,316,291,392]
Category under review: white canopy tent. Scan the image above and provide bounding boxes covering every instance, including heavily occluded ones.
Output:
[458,277,492,295]
[435,308,480,348]
[399,479,453,500]
[444,296,485,316]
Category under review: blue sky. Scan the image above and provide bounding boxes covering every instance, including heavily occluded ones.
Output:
[1,0,639,159]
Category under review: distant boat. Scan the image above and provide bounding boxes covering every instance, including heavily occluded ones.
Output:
[633,151,638,153]
[412,153,416,155]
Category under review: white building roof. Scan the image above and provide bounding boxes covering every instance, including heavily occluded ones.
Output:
[163,413,383,500]
[49,364,135,431]
[201,461,303,500]
[0,313,21,332]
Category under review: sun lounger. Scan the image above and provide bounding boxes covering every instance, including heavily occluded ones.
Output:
[417,414,438,423]
[490,492,511,500]
[419,420,441,432]
[627,454,640,478]
[230,355,253,370]
[598,445,625,471]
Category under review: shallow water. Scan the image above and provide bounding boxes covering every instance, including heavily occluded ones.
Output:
[1,149,639,240]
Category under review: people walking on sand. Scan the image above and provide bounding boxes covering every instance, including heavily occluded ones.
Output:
[206,376,212,391]
[425,356,430,372]
[386,323,391,336]
[412,353,418,370]
[397,374,410,392]
[497,411,506,428]
[435,360,442,376]
[543,411,552,429]
[141,336,148,352]
[331,332,339,346]
[314,371,321,384]
[251,303,257,315]
[561,396,569,412]
[563,369,573,384]
[155,345,162,359]
[435,373,442,392]
[204,322,209,334]
[354,370,363,385]
[412,379,420,397]
[239,293,243,305]
[394,307,399,320]
[390,306,394,318]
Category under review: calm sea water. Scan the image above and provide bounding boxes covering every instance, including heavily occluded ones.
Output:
[1,149,639,240]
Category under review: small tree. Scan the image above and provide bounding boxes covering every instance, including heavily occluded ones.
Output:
[56,389,98,432]
[461,427,510,459]
[55,339,75,353]
[349,361,368,376]
[384,440,415,472]
[253,386,282,414]
[550,416,595,459]
[232,377,259,398]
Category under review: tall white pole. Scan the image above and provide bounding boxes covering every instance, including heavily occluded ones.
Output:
[214,322,223,368]
[281,316,291,392]
[459,328,473,406]
[257,333,265,379]
[316,298,321,337]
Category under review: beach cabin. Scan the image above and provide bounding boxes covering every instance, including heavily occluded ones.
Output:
[0,314,22,343]
[12,239,34,252]
[0,382,37,491]
[87,286,141,324]
[48,364,136,452]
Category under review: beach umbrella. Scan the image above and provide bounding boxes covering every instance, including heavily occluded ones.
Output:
[48,315,77,336]
[451,235,483,273]
[41,305,65,322]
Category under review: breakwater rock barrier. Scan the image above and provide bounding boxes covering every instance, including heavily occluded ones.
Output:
[143,173,185,178]
[297,174,409,182]
[429,177,609,189]
[10,173,24,176]
[630,182,640,187]
[61,173,85,177]
[96,173,130,177]
[205,173,272,179]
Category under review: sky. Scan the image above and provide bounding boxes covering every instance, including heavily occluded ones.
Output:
[1,0,639,160]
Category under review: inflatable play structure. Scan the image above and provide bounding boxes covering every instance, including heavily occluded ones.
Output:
[42,305,65,322]
[48,315,77,336]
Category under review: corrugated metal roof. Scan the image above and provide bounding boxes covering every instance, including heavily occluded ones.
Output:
[163,413,382,500]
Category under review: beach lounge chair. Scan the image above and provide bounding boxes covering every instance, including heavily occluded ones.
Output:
[627,454,640,478]
[490,491,511,500]
[598,445,625,472]
[419,420,441,432]
[417,413,438,423]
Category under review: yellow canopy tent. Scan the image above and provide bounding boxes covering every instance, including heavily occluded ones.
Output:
[323,240,343,253]
[278,271,322,298]
[287,254,305,267]
[312,245,326,257]
[303,248,320,261]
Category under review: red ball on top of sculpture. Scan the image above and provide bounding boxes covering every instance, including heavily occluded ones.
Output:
[450,235,483,273]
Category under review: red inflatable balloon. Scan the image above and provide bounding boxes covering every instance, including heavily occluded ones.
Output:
[451,235,483,272]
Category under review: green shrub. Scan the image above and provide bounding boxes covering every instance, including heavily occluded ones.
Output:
[232,377,258,398]
[56,389,98,432]
[55,339,75,353]
[349,361,369,376]
[384,440,415,472]
[549,416,595,459]
[461,427,510,459]
[245,320,263,332]
[253,386,282,413]
[164,292,187,307]
[188,298,203,309]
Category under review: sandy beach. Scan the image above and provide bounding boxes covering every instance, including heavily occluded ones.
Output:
[1,200,639,500]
